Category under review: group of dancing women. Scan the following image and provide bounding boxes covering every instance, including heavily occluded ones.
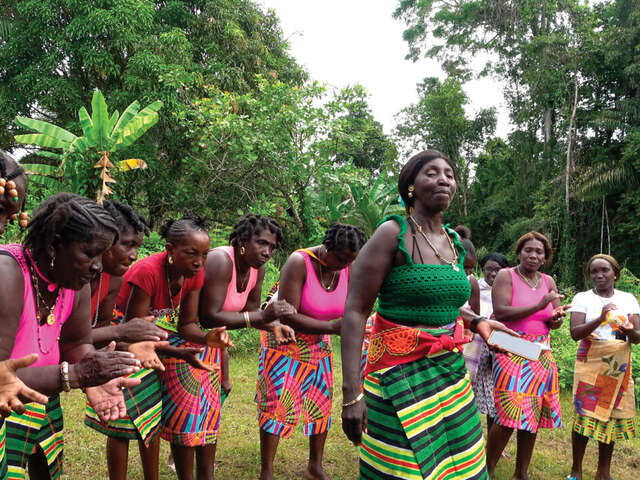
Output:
[0,148,637,480]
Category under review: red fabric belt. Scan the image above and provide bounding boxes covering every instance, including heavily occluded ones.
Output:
[363,313,470,376]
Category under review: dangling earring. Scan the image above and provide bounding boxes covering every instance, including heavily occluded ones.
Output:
[18,212,28,228]
[407,185,415,198]
[50,255,55,269]
[168,256,174,264]
[240,246,246,255]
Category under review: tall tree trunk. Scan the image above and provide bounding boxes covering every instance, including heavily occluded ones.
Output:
[565,78,579,212]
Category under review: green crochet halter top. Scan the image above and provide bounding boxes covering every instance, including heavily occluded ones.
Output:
[376,214,471,327]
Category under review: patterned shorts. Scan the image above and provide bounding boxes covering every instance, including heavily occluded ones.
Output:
[256,337,333,438]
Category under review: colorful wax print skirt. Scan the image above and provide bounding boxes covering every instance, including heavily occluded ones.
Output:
[571,337,636,444]
[85,368,162,446]
[161,334,221,446]
[360,315,486,480]
[492,332,562,433]
[5,395,64,479]
[256,331,333,438]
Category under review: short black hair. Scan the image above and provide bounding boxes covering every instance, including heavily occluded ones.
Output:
[398,149,456,213]
[480,252,509,269]
[159,215,208,244]
[229,214,283,248]
[102,201,150,236]
[460,238,476,260]
[24,193,119,259]
[322,223,366,253]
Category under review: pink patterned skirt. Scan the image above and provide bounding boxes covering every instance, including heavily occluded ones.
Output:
[492,332,562,433]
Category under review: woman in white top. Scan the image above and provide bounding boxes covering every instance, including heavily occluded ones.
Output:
[567,254,640,480]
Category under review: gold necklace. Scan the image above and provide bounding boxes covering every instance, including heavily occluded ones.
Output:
[29,265,60,326]
[409,216,460,271]
[165,260,183,318]
[516,265,540,290]
[319,263,338,291]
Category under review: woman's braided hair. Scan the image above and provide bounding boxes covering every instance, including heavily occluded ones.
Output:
[102,201,150,236]
[229,214,283,247]
[159,215,208,243]
[0,150,25,182]
[24,193,120,259]
[322,223,366,253]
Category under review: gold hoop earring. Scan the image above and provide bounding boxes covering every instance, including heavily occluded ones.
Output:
[407,185,415,198]
[168,256,174,264]
[240,246,246,255]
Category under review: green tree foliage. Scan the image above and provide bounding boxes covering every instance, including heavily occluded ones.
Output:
[0,0,305,224]
[395,77,496,218]
[395,0,640,287]
[14,90,160,202]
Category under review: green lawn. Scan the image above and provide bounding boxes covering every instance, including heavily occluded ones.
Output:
[59,350,640,479]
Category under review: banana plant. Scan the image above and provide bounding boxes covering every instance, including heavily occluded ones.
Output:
[14,90,162,203]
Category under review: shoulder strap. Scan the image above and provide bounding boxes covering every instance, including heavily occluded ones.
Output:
[295,248,328,266]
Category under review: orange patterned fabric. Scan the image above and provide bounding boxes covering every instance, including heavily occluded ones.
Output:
[363,313,470,377]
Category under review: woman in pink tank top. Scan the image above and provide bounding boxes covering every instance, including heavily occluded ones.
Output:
[487,231,570,480]
[258,223,366,480]
[0,193,144,479]
[168,215,294,480]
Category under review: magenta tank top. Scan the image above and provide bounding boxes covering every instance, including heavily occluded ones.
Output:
[298,250,349,321]
[1,244,75,366]
[506,267,553,335]
[214,246,258,312]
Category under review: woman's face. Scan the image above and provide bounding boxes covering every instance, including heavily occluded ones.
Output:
[167,229,210,278]
[102,227,145,277]
[518,239,546,272]
[589,258,616,292]
[52,232,115,290]
[324,246,359,271]
[240,229,278,269]
[482,260,502,286]
[0,175,27,236]
[412,158,457,212]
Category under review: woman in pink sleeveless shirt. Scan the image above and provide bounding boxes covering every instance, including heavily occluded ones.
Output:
[170,214,294,480]
[258,223,366,480]
[486,231,570,480]
[0,193,143,480]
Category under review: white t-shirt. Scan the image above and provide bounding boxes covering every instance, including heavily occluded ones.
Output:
[568,289,640,340]
[478,277,493,318]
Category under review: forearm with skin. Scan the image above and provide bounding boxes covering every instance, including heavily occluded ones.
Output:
[91,325,123,348]
[200,309,269,330]
[16,364,82,396]
[178,322,207,345]
[571,317,602,340]
[280,313,339,335]
[494,302,546,323]
[341,311,366,400]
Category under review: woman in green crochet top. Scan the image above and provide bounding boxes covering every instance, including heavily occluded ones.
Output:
[340,149,516,480]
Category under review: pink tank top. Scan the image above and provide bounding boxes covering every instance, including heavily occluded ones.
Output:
[298,250,349,321]
[1,244,75,366]
[214,246,258,312]
[506,267,553,335]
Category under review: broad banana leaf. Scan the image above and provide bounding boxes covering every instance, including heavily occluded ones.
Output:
[107,110,119,137]
[109,101,140,146]
[78,106,97,146]
[118,158,148,171]
[14,133,68,149]
[90,90,110,149]
[34,150,63,161]
[14,117,77,144]
[68,136,91,154]
[114,101,163,148]
[20,163,62,176]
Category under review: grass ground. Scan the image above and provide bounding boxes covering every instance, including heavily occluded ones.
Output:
[59,349,640,480]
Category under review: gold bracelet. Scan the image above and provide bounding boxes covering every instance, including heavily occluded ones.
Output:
[342,392,364,407]
[243,311,251,328]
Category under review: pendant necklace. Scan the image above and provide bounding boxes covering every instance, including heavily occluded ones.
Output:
[516,265,540,290]
[319,262,337,291]
[409,216,460,271]
[165,260,183,323]
[91,274,103,327]
[28,265,61,354]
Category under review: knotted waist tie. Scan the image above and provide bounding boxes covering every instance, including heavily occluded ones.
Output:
[363,312,470,376]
